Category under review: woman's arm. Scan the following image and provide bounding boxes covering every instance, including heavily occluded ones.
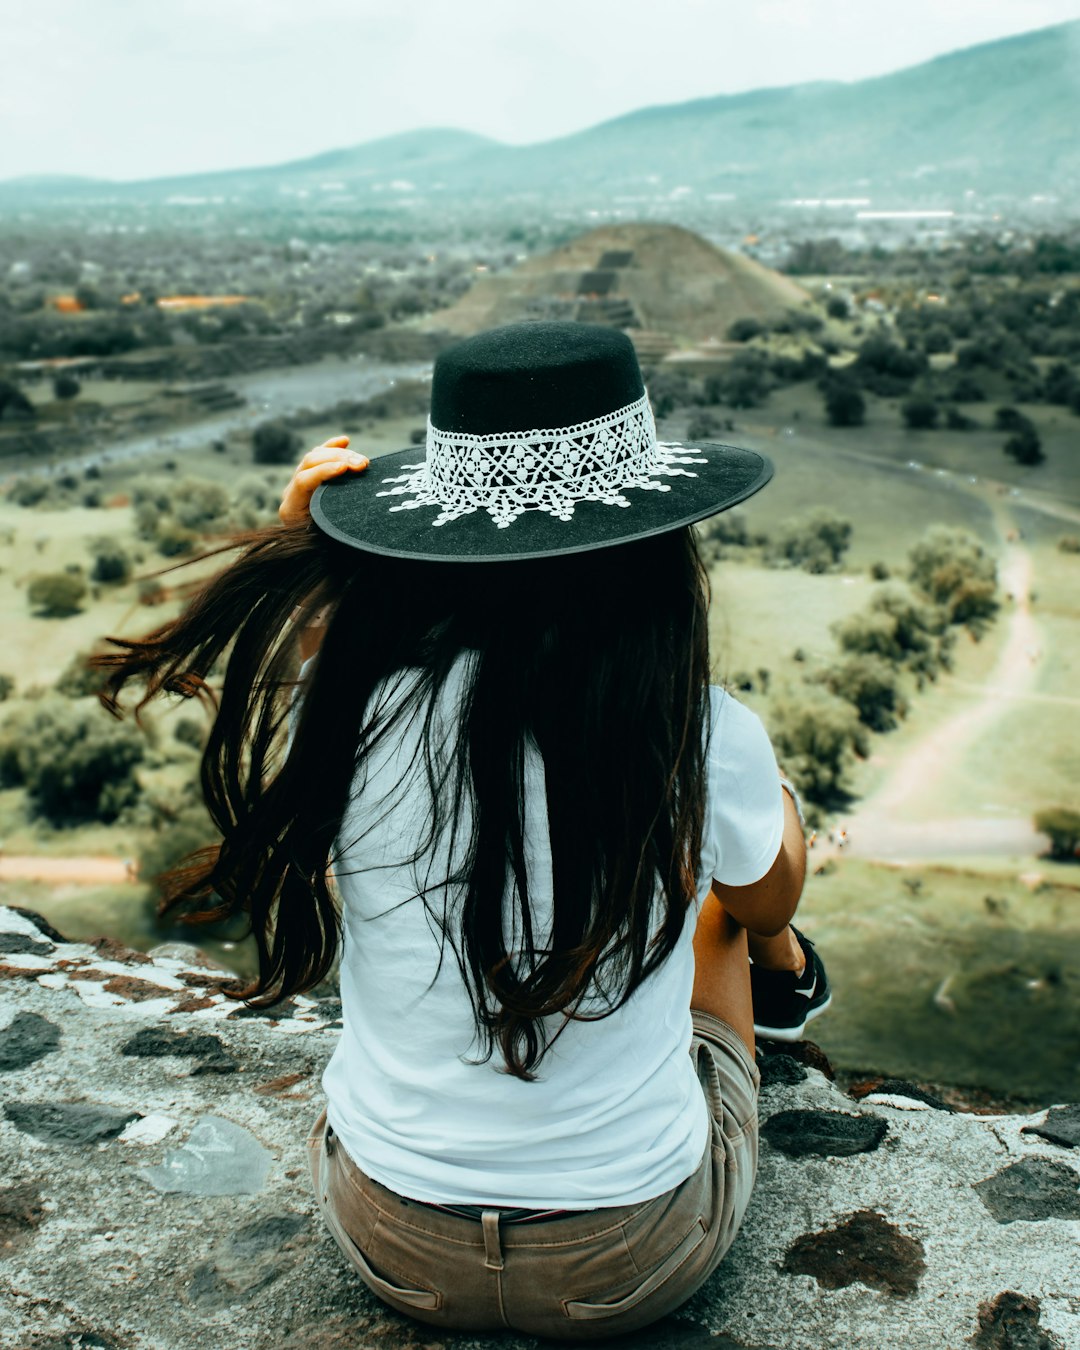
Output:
[711,788,807,937]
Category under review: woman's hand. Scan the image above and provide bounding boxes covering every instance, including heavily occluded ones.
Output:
[278,437,369,525]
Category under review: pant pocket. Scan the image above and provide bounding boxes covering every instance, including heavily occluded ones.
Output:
[562,1216,707,1322]
[330,1216,443,1313]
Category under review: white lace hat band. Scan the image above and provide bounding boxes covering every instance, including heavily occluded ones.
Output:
[375,392,708,530]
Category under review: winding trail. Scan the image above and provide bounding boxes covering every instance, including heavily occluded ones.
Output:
[846,496,1048,861]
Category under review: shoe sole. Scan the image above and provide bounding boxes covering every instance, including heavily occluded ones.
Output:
[753,993,832,1043]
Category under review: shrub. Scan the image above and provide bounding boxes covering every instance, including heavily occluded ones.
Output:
[816,654,908,733]
[55,650,106,698]
[138,798,219,892]
[1034,808,1080,861]
[0,698,143,825]
[155,521,197,557]
[821,379,865,427]
[28,571,87,616]
[52,372,80,400]
[766,688,869,808]
[1004,425,1044,466]
[8,477,50,508]
[908,527,999,631]
[901,396,940,430]
[1058,535,1080,554]
[172,477,230,531]
[252,420,302,465]
[686,410,729,441]
[89,537,132,584]
[825,296,849,320]
[0,673,14,701]
[173,717,206,750]
[726,317,765,342]
[833,584,952,684]
[770,510,852,574]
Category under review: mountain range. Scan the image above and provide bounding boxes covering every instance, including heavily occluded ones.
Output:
[3,21,1077,209]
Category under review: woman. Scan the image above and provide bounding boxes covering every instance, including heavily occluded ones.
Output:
[99,323,829,1340]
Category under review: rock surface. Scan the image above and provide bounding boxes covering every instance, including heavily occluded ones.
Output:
[1,903,1078,1350]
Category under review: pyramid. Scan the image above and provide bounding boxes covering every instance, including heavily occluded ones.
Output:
[425,223,810,349]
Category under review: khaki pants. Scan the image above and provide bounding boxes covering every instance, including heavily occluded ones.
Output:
[305,1010,760,1341]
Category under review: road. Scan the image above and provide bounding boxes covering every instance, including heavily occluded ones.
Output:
[0,355,432,483]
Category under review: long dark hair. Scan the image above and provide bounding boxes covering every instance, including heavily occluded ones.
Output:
[96,521,712,1079]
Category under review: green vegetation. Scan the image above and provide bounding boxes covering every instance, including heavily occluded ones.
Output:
[28,571,87,616]
[0,697,144,825]
[1034,808,1080,862]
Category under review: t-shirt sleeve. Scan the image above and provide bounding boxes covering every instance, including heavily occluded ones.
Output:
[698,687,786,893]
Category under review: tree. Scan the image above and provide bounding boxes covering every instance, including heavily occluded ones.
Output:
[52,371,81,400]
[1034,808,1080,861]
[253,420,302,465]
[0,698,143,826]
[821,379,865,427]
[901,396,940,430]
[908,527,999,631]
[770,510,852,574]
[817,654,908,732]
[825,296,849,320]
[766,688,868,809]
[28,572,88,617]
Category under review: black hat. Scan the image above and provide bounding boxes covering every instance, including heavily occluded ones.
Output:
[311,322,773,562]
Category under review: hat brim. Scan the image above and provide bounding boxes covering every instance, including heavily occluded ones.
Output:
[310,440,773,562]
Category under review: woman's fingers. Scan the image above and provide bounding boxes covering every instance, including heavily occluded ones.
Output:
[279,438,369,524]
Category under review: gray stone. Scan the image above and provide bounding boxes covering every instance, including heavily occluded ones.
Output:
[781,1209,926,1295]
[873,1078,954,1112]
[757,1054,807,1088]
[120,1027,228,1059]
[4,1101,140,1146]
[1021,1105,1080,1150]
[761,1108,888,1157]
[969,1290,1066,1349]
[974,1158,1080,1224]
[0,932,55,955]
[0,1011,61,1072]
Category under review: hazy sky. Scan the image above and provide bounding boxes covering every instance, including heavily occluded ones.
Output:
[6,0,1080,182]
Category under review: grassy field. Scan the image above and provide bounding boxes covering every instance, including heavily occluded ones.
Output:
[798,855,1080,1104]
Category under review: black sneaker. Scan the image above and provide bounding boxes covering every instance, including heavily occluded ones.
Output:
[751,926,832,1042]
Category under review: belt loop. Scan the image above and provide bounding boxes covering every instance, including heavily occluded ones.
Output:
[481,1209,504,1271]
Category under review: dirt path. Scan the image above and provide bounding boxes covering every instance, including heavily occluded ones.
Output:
[846,497,1047,861]
[0,855,132,885]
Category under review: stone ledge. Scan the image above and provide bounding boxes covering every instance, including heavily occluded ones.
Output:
[1,903,1077,1350]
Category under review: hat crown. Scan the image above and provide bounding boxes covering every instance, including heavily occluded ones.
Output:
[430,323,645,436]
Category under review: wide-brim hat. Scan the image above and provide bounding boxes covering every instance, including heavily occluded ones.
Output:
[311,322,773,562]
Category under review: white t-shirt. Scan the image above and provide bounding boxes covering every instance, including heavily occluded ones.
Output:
[312,660,784,1209]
